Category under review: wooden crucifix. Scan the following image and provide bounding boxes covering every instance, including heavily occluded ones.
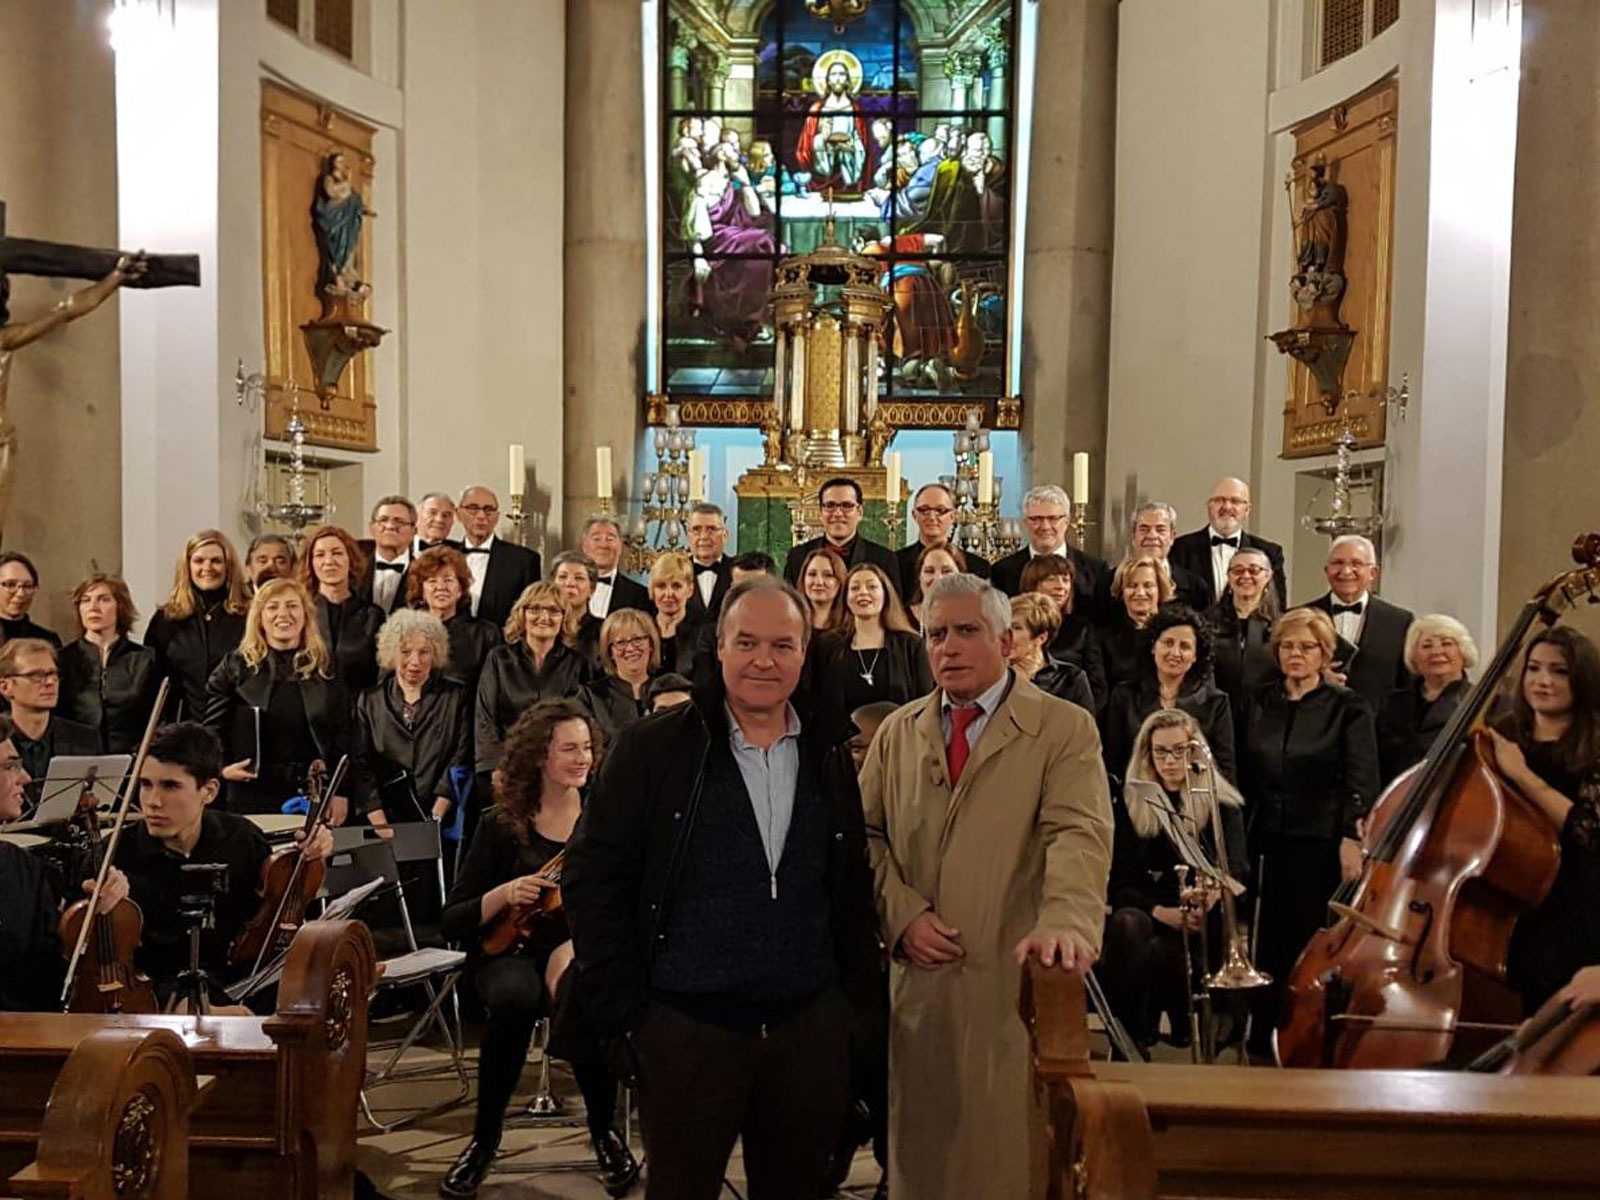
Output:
[0,200,200,537]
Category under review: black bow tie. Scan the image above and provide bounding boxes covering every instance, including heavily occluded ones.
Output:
[375,561,406,573]
[695,563,719,577]
[1330,601,1364,616]
[1210,534,1240,548]
[464,546,491,556]
[597,575,616,587]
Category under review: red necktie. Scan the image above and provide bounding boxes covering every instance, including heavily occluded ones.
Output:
[947,706,981,786]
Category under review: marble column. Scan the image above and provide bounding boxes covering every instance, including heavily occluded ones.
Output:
[985,39,1009,153]
[667,37,690,112]
[1020,0,1116,555]
[944,52,974,112]
[1501,0,1600,624]
[564,0,646,545]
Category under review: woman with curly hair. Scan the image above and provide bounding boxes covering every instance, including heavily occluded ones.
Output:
[1099,604,1234,791]
[440,700,638,1198]
[145,530,251,721]
[202,577,351,819]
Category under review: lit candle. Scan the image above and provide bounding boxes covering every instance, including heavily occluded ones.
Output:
[689,449,706,503]
[596,446,613,499]
[508,443,525,496]
[977,451,994,506]
[886,451,901,506]
[1073,452,1090,507]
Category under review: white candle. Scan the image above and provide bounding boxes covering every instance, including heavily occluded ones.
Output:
[508,444,526,496]
[1073,452,1090,507]
[886,452,901,506]
[977,450,994,506]
[689,449,706,503]
[596,446,613,499]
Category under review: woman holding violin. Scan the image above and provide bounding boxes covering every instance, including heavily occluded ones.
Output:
[1490,627,1600,1010]
[440,699,638,1198]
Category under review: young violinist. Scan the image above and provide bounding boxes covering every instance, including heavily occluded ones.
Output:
[95,721,333,1010]
[1489,627,1600,1009]
[439,698,638,1199]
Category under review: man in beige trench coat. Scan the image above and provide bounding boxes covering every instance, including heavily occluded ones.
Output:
[859,573,1113,1199]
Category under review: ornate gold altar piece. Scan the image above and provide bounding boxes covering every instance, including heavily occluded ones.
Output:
[770,216,892,469]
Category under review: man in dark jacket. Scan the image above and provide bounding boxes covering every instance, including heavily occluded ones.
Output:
[1168,476,1287,608]
[564,575,880,1200]
[1302,534,1415,713]
[782,476,901,598]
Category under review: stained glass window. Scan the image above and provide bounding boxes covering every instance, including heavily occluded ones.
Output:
[660,0,1018,404]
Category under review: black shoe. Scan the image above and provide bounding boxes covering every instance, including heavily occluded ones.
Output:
[438,1137,497,1198]
[592,1127,641,1197]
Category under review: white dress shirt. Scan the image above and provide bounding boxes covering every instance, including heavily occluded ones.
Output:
[694,560,719,608]
[370,548,410,612]
[1207,526,1241,596]
[1330,590,1370,645]
[463,533,496,618]
[589,569,618,619]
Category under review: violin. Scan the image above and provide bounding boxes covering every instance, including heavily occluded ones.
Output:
[480,850,565,958]
[227,756,345,978]
[59,680,169,1014]
[1277,534,1600,1069]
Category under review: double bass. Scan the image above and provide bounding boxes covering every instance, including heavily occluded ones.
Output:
[1277,534,1600,1068]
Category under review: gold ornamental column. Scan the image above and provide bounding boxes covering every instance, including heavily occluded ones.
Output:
[563,0,646,543]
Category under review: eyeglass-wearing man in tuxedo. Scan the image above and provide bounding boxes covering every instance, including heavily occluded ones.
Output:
[990,485,1107,617]
[1168,477,1286,609]
[355,495,417,614]
[456,485,542,630]
[782,477,901,597]
[894,482,989,599]
[1303,534,1414,713]
[686,503,734,622]
[582,516,653,619]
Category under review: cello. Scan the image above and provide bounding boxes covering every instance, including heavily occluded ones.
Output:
[1277,533,1600,1068]
[59,678,169,1014]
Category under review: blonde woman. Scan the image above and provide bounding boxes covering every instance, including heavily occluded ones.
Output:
[1100,709,1248,1051]
[202,577,351,820]
[1006,593,1094,712]
[145,529,250,721]
[474,581,593,775]
[649,551,701,675]
[581,608,661,738]
[1094,555,1177,698]
[1377,613,1478,784]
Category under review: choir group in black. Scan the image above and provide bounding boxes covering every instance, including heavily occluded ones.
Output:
[1,475,1599,1200]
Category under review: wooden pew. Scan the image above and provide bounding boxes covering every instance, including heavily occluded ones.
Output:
[5,1028,199,1200]
[1022,963,1600,1200]
[0,920,377,1200]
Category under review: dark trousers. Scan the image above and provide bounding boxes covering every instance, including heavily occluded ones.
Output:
[635,989,851,1200]
[1250,834,1342,1044]
[1099,906,1189,1045]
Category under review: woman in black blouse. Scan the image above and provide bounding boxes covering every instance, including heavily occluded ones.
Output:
[145,530,250,722]
[551,550,604,668]
[1091,556,1175,706]
[799,548,846,636]
[57,574,160,753]
[1238,606,1379,1051]
[408,546,502,692]
[203,577,351,821]
[809,562,932,722]
[298,525,384,696]
[1100,709,1248,1050]
[1007,593,1094,713]
[1489,626,1600,1009]
[1376,613,1475,785]
[0,551,60,647]
[579,609,659,740]
[1020,555,1104,702]
[647,551,703,677]
[1205,548,1280,729]
[355,610,471,827]
[1101,604,1235,791]
[475,582,592,775]
[440,700,637,1197]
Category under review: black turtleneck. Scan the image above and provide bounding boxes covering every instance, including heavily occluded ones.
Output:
[0,615,60,648]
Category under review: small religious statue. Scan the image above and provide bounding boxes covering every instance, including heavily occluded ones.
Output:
[1289,157,1348,328]
[0,254,147,535]
[805,0,871,34]
[866,404,892,468]
[794,51,872,195]
[301,150,386,407]
[760,402,785,467]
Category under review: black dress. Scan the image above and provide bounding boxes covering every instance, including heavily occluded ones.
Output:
[145,592,246,723]
[203,649,352,814]
[1375,677,1470,786]
[1100,676,1237,791]
[353,673,472,819]
[314,594,385,696]
[474,640,593,773]
[1505,742,1600,1009]
[1030,658,1096,715]
[1050,610,1105,704]
[1088,615,1151,709]
[441,610,502,692]
[579,675,649,743]
[0,615,60,647]
[658,613,708,678]
[56,636,162,753]
[808,629,934,723]
[1206,600,1276,730]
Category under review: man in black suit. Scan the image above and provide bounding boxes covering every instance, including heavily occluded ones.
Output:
[582,516,653,618]
[355,495,417,614]
[457,486,543,630]
[685,502,734,622]
[894,482,990,598]
[782,476,901,595]
[1168,476,1287,609]
[1121,500,1209,612]
[1303,534,1415,713]
[991,484,1108,617]
[412,491,463,557]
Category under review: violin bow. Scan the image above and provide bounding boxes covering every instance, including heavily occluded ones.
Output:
[246,753,349,981]
[59,677,171,1009]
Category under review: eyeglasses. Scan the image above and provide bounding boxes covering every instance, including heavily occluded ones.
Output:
[527,604,565,618]
[374,517,415,530]
[612,636,653,651]
[6,669,58,684]
[820,501,859,514]
[460,504,499,516]
[1228,565,1268,577]
[914,505,954,518]
[0,580,38,593]
[1209,496,1249,508]
[1024,514,1067,526]
[1151,746,1189,762]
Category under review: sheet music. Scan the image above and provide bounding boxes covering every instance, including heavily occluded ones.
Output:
[225,879,384,1001]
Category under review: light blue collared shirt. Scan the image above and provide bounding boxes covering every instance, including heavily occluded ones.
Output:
[725,703,803,898]
[939,668,1014,757]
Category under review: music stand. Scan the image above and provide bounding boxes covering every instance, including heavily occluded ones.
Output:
[20,754,133,827]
